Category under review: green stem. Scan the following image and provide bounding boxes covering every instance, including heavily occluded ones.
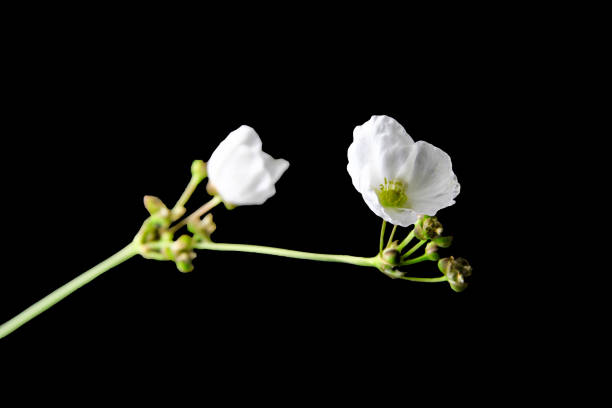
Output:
[399,275,448,283]
[401,253,434,266]
[174,178,199,211]
[386,224,398,248]
[379,220,387,254]
[0,243,138,340]
[169,196,222,234]
[397,230,415,252]
[196,241,377,268]
[401,239,426,260]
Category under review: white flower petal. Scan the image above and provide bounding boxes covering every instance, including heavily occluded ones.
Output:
[208,126,262,172]
[348,115,414,192]
[208,126,289,206]
[401,141,460,215]
[375,144,415,186]
[223,125,263,149]
[261,152,290,183]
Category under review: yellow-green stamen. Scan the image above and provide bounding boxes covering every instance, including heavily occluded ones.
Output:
[376,178,408,208]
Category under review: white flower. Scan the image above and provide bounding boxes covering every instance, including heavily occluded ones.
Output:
[347,115,460,227]
[208,125,289,206]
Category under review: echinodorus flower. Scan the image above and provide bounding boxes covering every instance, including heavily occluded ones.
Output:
[347,115,460,227]
[207,125,289,206]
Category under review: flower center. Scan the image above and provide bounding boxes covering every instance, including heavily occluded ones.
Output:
[376,178,408,208]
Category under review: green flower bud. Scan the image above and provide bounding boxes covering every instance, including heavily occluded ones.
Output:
[145,197,171,227]
[191,160,207,183]
[423,242,440,261]
[382,248,400,265]
[143,195,167,215]
[438,256,472,292]
[414,215,443,241]
[171,235,193,255]
[175,253,195,273]
[432,236,453,248]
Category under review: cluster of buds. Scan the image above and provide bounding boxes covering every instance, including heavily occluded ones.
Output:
[374,216,471,289]
[438,256,472,292]
[138,194,195,268]
[135,160,219,273]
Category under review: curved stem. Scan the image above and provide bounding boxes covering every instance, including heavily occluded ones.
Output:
[0,243,138,340]
[196,241,377,268]
[379,220,387,254]
[397,230,415,252]
[399,275,448,283]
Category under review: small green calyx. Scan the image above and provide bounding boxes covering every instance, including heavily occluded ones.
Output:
[376,178,408,208]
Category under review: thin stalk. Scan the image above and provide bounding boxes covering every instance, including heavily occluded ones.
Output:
[169,196,222,234]
[174,179,199,211]
[386,224,398,248]
[398,275,448,283]
[196,241,377,268]
[379,220,387,254]
[397,230,415,252]
[0,243,138,339]
[401,253,434,266]
[401,239,427,260]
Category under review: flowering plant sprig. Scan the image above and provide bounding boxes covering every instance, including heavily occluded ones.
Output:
[0,116,472,339]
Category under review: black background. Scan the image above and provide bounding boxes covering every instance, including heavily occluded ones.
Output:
[0,13,553,391]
